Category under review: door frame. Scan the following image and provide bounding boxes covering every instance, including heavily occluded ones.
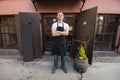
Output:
[41,13,76,52]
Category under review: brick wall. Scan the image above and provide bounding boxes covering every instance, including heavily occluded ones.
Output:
[82,0,120,14]
[0,0,36,15]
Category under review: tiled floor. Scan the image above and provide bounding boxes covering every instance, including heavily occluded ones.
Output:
[93,51,120,63]
[0,49,120,63]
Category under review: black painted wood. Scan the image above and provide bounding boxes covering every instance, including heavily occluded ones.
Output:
[17,12,42,61]
[21,24,33,61]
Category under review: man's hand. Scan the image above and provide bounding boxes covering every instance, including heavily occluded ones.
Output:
[56,30,69,36]
[51,29,61,36]
[51,28,69,37]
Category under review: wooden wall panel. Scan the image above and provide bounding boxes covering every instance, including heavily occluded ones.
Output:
[36,0,83,13]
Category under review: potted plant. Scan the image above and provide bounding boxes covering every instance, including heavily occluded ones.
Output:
[74,44,89,73]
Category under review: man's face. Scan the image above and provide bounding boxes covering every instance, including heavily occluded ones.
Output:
[57,12,64,20]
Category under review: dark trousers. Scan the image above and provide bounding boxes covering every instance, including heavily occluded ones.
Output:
[53,55,66,68]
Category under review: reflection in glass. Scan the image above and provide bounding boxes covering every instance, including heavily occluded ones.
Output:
[99,16,104,20]
[94,15,118,50]
[0,16,17,48]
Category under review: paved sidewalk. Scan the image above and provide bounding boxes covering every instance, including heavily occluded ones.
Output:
[0,49,120,80]
[93,51,120,63]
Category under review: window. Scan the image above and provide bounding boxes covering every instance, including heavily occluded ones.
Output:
[0,16,17,49]
[94,14,119,50]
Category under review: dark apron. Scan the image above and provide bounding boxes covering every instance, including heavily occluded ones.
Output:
[51,23,67,56]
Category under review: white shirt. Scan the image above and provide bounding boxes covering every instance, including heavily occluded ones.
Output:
[52,22,69,31]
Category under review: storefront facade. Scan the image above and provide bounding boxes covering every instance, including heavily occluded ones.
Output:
[0,0,120,51]
[0,0,84,50]
[0,0,119,64]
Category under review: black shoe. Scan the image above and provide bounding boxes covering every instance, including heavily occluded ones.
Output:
[51,68,57,74]
[62,67,67,73]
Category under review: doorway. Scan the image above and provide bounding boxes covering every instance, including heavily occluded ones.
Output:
[41,13,76,51]
[41,7,97,64]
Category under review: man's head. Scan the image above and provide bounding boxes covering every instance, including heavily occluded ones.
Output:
[57,12,64,20]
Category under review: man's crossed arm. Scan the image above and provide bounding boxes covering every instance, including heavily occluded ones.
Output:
[51,29,69,37]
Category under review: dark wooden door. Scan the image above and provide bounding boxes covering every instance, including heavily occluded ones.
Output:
[75,7,98,65]
[16,12,42,61]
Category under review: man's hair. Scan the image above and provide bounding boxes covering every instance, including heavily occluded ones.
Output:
[57,12,64,16]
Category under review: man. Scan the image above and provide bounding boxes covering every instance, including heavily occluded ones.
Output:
[51,12,69,74]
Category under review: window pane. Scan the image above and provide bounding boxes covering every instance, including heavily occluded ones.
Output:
[10,26,16,33]
[94,14,119,50]
[0,16,17,48]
